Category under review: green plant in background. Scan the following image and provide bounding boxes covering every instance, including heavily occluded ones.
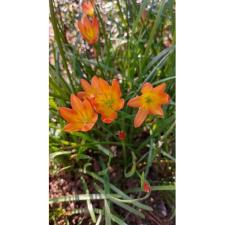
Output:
[49,0,175,224]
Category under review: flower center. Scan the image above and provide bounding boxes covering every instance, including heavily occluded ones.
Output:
[145,96,152,104]
[81,114,90,124]
[104,98,115,108]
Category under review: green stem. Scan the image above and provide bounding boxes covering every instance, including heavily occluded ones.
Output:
[122,141,127,167]
[94,42,105,79]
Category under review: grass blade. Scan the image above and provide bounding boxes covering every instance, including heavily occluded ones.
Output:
[49,193,119,204]
[142,0,168,64]
[110,198,145,219]
[81,176,96,223]
[104,199,112,225]
[95,211,103,225]
[152,185,175,191]
[81,170,152,211]
[50,150,71,159]
[49,0,75,92]
[124,151,136,178]
[111,213,128,225]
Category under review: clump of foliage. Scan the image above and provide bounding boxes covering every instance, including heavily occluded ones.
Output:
[49,0,175,224]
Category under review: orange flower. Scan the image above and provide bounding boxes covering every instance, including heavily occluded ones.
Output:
[77,15,99,45]
[82,1,95,17]
[127,82,170,128]
[79,76,124,124]
[78,76,99,103]
[59,95,98,132]
[118,131,126,140]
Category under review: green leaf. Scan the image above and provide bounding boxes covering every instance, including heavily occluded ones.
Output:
[49,193,119,204]
[124,151,137,178]
[143,46,175,75]
[143,0,168,63]
[152,75,176,85]
[81,176,96,223]
[49,0,75,92]
[161,150,175,161]
[81,170,152,212]
[104,199,112,225]
[69,208,103,215]
[95,211,103,225]
[110,198,145,219]
[152,185,175,191]
[95,184,147,220]
[145,139,154,179]
[110,213,128,225]
[96,144,113,158]
[49,151,71,159]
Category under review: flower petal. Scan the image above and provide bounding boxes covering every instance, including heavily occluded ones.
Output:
[112,79,121,97]
[77,16,98,45]
[78,18,91,42]
[77,21,84,35]
[92,16,99,36]
[91,75,100,89]
[80,79,91,92]
[77,91,86,100]
[98,77,110,92]
[64,123,83,132]
[70,95,83,111]
[59,107,77,122]
[82,1,94,16]
[127,96,141,108]
[83,99,95,116]
[153,83,166,93]
[117,98,125,110]
[134,108,148,128]
[81,113,98,132]
[158,93,170,104]
[141,82,153,94]
[82,15,92,29]
[101,111,117,124]
[149,105,164,116]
